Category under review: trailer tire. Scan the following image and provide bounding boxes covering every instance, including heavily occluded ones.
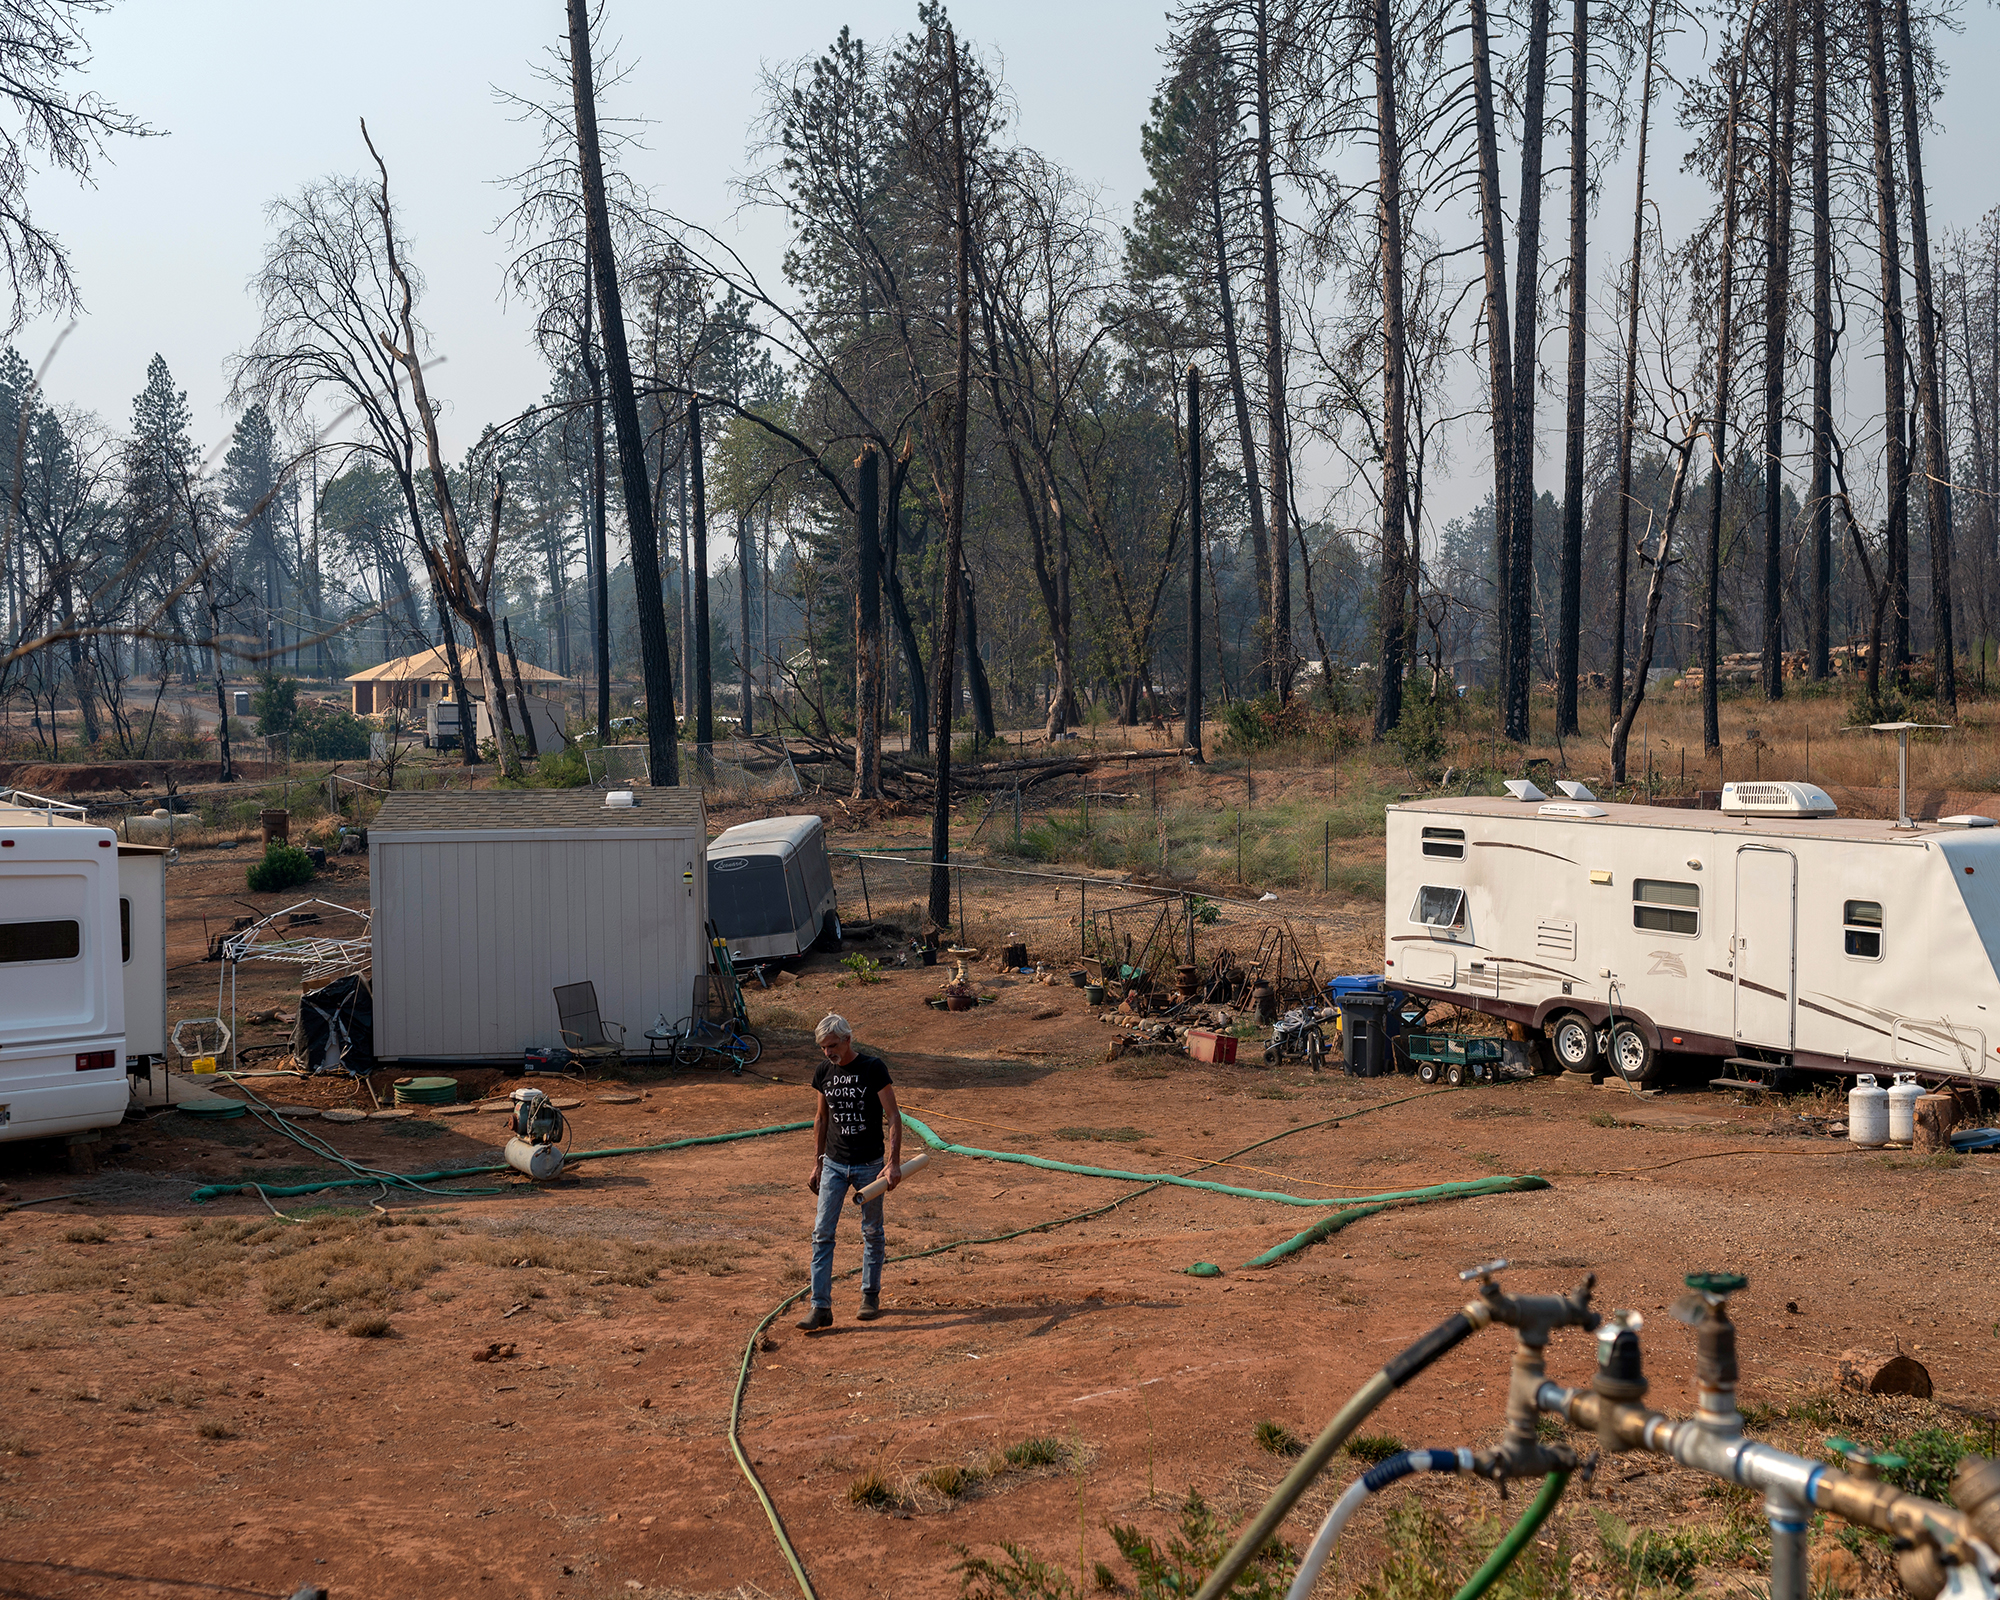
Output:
[1417,1060,1439,1085]
[1550,1012,1597,1073]
[1609,1022,1656,1084]
[1444,1062,1465,1087]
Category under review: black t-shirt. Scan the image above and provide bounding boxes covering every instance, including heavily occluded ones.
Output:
[812,1052,894,1164]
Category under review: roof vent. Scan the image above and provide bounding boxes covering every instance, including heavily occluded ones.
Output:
[1555,780,1597,801]
[1503,779,1548,802]
[1539,802,1607,819]
[1719,780,1836,818]
[1938,814,1996,829]
[604,789,636,808]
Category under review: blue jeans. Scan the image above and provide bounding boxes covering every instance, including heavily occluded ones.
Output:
[811,1156,885,1310]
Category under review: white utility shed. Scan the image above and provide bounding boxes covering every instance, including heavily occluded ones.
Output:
[369,788,708,1062]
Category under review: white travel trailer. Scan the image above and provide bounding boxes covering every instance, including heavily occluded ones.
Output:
[706,815,839,963]
[1384,781,2000,1088]
[0,798,167,1142]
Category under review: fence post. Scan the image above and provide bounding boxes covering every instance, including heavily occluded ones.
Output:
[858,854,872,922]
[1323,819,1329,891]
[1079,875,1086,956]
[1013,781,1021,847]
[1236,809,1242,884]
[956,861,965,941]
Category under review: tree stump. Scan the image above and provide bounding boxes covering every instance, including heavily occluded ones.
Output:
[1839,1347,1933,1398]
[1914,1092,1960,1155]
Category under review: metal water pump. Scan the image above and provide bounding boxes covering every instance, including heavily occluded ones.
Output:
[503,1087,567,1181]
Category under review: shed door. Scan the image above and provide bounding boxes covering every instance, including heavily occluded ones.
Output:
[1733,846,1797,1049]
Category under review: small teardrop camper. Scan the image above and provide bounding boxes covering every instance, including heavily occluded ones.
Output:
[706,815,840,963]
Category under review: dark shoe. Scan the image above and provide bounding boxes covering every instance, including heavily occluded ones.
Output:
[857,1293,882,1321]
[796,1305,832,1332]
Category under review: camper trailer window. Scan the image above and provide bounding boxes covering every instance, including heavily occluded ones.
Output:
[1843,900,1883,960]
[1411,885,1466,929]
[0,918,81,964]
[1421,827,1466,859]
[1632,879,1699,936]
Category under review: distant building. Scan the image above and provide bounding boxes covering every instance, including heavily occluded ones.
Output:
[343,646,577,717]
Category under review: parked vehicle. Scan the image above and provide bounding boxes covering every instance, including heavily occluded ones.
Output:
[0,797,167,1141]
[1385,780,2000,1087]
[706,815,839,963]
[1265,1002,1333,1066]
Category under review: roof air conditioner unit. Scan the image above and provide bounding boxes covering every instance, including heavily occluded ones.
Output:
[1937,814,1996,829]
[1539,802,1607,819]
[1503,779,1548,802]
[1718,780,1836,818]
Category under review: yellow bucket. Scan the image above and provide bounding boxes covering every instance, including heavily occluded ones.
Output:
[191,1056,217,1074]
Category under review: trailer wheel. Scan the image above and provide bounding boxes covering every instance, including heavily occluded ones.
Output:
[1610,1022,1656,1084]
[1417,1060,1439,1084]
[1550,1012,1596,1072]
[1444,1062,1465,1087]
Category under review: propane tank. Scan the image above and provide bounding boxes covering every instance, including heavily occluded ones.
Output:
[503,1087,567,1180]
[1848,1074,1889,1148]
[1887,1073,1924,1144]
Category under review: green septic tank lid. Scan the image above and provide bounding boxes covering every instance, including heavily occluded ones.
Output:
[1185,1262,1223,1278]
[1684,1272,1747,1295]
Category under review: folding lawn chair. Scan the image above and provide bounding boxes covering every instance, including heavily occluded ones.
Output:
[553,981,627,1071]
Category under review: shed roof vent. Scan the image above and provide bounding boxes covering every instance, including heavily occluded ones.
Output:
[1938,814,1996,829]
[1503,779,1548,802]
[1719,780,1836,817]
[605,789,636,808]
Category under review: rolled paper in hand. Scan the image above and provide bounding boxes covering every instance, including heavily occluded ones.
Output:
[854,1149,929,1203]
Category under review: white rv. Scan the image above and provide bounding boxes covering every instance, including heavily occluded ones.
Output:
[1384,781,2000,1087]
[706,815,839,963]
[0,799,167,1141]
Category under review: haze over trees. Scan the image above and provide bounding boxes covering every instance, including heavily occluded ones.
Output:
[4,0,1999,796]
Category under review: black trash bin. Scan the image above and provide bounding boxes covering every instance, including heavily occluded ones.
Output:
[1340,991,1392,1077]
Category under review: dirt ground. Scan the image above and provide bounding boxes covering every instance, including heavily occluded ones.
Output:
[2,804,1997,1600]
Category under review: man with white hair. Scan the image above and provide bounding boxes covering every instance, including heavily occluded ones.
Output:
[798,1012,901,1331]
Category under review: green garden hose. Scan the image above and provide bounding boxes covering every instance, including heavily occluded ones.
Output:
[1239,1176,1551,1268]
[1449,1472,1570,1600]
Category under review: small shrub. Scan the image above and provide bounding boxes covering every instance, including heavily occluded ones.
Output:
[290,703,370,760]
[344,1314,392,1338]
[62,1224,110,1244]
[1003,1436,1067,1469]
[195,1421,235,1441]
[849,1469,895,1509]
[246,841,315,894]
[1876,1426,1982,1504]
[1345,1433,1405,1464]
[841,952,885,985]
[923,1463,976,1499]
[1254,1420,1303,1457]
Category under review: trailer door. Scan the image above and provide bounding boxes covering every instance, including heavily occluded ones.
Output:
[1733,846,1797,1049]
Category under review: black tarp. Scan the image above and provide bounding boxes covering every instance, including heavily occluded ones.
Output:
[294,974,374,1074]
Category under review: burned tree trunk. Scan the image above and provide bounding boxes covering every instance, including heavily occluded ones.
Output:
[1470,0,1515,718]
[1865,0,1912,679]
[1505,0,1553,743]
[1808,0,1833,682]
[1555,0,1588,738]
[1371,0,1411,742]
[1611,0,1661,724]
[1760,0,1796,703]
[1705,47,1745,754]
[854,446,883,799]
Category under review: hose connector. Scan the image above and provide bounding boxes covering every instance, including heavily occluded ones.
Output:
[1671,1272,1745,1435]
[1592,1312,1647,1457]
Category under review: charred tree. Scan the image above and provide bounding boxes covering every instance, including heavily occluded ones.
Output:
[1505,0,1553,743]
[1705,47,1745,754]
[1555,0,1588,737]
[1760,0,1796,702]
[1371,0,1411,741]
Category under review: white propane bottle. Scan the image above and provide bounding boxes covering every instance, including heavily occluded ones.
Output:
[1887,1073,1925,1144]
[1848,1074,1889,1148]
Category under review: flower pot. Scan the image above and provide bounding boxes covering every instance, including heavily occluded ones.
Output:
[1084,983,1105,1006]
[946,993,974,1012]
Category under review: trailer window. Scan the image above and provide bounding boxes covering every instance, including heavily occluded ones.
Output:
[1421,827,1465,859]
[0,919,81,964]
[1632,879,1699,936]
[121,898,130,963]
[1843,900,1883,960]
[1410,885,1466,930]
